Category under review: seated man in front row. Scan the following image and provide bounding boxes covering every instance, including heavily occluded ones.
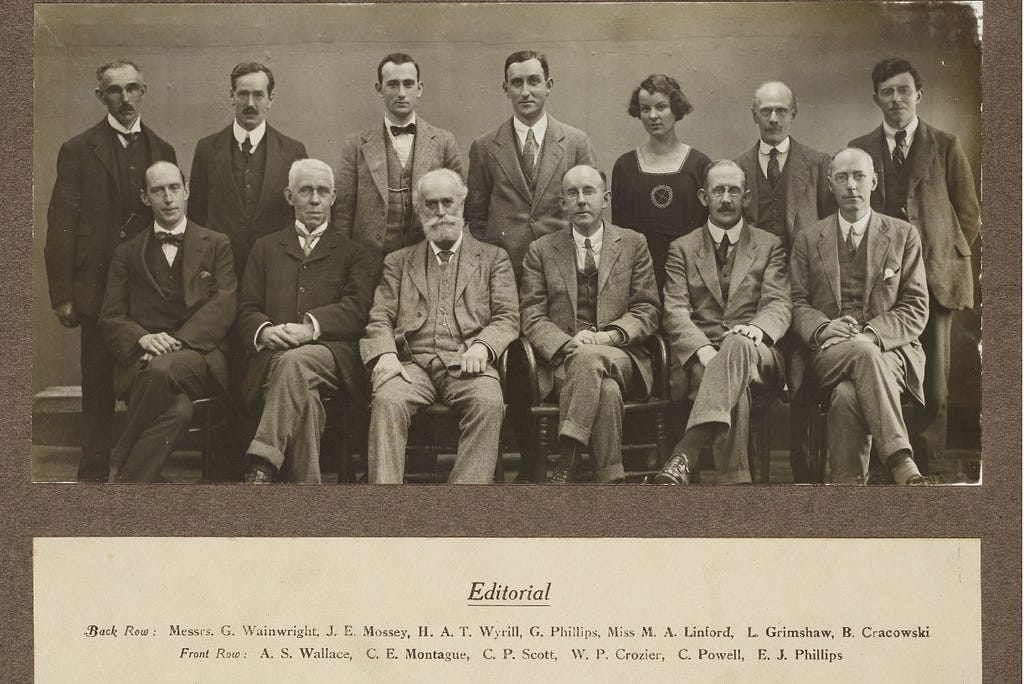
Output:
[789,147,929,485]
[99,161,236,482]
[656,160,791,485]
[520,165,660,483]
[238,159,381,483]
[360,169,520,484]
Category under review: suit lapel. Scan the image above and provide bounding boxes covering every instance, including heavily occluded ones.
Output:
[694,227,725,310]
[362,127,389,203]
[785,139,812,228]
[597,224,622,294]
[742,142,761,212]
[136,229,165,301]
[254,126,280,220]
[181,221,207,308]
[815,218,842,312]
[211,127,245,216]
[303,228,339,266]
[410,120,438,187]
[531,118,566,213]
[90,122,121,196]
[279,227,307,263]
[863,212,891,303]
[727,225,757,304]
[865,126,888,208]
[454,233,481,302]
[492,120,533,205]
[408,239,430,301]
[902,120,936,198]
[554,229,578,317]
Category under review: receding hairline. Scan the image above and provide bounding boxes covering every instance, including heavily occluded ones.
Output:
[287,158,335,189]
[829,147,875,173]
[144,161,185,189]
[703,159,747,189]
[752,81,796,110]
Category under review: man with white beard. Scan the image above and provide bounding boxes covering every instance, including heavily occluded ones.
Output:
[360,169,520,483]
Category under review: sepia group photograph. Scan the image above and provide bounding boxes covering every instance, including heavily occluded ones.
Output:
[31,2,983,487]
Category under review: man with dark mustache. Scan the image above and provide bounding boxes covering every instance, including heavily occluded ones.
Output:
[189,62,308,279]
[361,169,519,484]
[655,160,791,485]
[333,52,463,254]
[44,59,177,481]
[788,148,930,485]
[465,50,597,280]
[849,57,980,475]
[734,80,834,483]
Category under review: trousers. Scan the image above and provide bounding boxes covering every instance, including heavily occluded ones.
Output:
[248,345,339,484]
[910,300,951,473]
[368,357,505,484]
[79,317,115,481]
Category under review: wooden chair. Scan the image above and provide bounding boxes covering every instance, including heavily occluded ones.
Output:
[506,334,672,483]
[189,395,230,482]
[337,350,511,483]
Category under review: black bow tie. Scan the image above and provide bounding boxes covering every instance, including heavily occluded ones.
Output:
[390,123,416,136]
[155,231,184,247]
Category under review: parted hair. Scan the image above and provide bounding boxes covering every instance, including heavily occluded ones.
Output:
[628,74,693,119]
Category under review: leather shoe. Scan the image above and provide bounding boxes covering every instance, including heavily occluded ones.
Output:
[655,453,691,485]
[904,474,932,486]
[243,463,274,484]
[548,438,581,484]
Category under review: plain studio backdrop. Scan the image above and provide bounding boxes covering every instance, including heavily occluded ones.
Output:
[31,2,982,429]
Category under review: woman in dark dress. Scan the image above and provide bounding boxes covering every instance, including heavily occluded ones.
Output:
[611,74,711,293]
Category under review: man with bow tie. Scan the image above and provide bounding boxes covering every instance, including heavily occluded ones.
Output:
[333,53,463,255]
[655,160,791,485]
[44,59,177,481]
[788,147,930,485]
[361,169,519,484]
[99,162,237,482]
[189,62,308,280]
[520,165,660,483]
[849,57,980,475]
[238,159,380,484]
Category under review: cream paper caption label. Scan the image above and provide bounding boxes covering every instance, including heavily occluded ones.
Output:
[34,537,980,683]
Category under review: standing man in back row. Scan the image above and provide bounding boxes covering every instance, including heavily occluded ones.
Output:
[44,59,177,481]
[189,62,308,279]
[849,57,980,473]
[734,80,834,483]
[466,50,597,279]
[333,52,464,255]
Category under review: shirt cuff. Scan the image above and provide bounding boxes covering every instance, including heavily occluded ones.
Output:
[606,325,628,346]
[863,325,882,347]
[304,313,322,341]
[253,321,272,351]
[811,322,829,349]
[470,339,495,362]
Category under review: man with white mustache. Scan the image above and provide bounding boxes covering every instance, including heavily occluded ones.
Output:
[361,169,520,483]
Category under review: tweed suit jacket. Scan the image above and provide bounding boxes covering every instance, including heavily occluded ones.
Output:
[662,223,792,402]
[45,118,177,316]
[99,220,237,399]
[849,120,980,310]
[789,211,929,403]
[331,118,464,249]
[735,137,835,248]
[465,115,597,278]
[360,231,520,380]
[520,223,661,400]
[238,225,382,406]
[188,124,308,277]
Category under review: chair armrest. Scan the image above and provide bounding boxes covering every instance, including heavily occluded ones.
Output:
[647,332,671,401]
[504,336,543,407]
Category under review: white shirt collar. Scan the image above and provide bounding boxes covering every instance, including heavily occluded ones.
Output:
[883,116,918,148]
[513,112,548,149]
[107,113,141,135]
[233,119,267,148]
[758,136,791,156]
[838,209,871,238]
[706,218,744,245]
[385,112,417,135]
[429,231,464,257]
[295,219,328,238]
[153,216,187,235]
[572,222,604,251]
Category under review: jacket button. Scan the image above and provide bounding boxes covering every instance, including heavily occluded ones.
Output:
[119,231,126,239]
[299,286,306,293]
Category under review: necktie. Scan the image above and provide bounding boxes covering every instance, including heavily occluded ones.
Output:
[845,229,857,255]
[438,249,453,264]
[296,230,319,256]
[122,131,140,147]
[715,234,731,266]
[241,135,253,155]
[390,123,417,136]
[582,238,598,277]
[767,147,780,187]
[892,129,906,173]
[522,129,537,182]
[155,231,183,248]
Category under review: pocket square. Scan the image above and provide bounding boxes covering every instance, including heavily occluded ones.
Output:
[883,267,899,281]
